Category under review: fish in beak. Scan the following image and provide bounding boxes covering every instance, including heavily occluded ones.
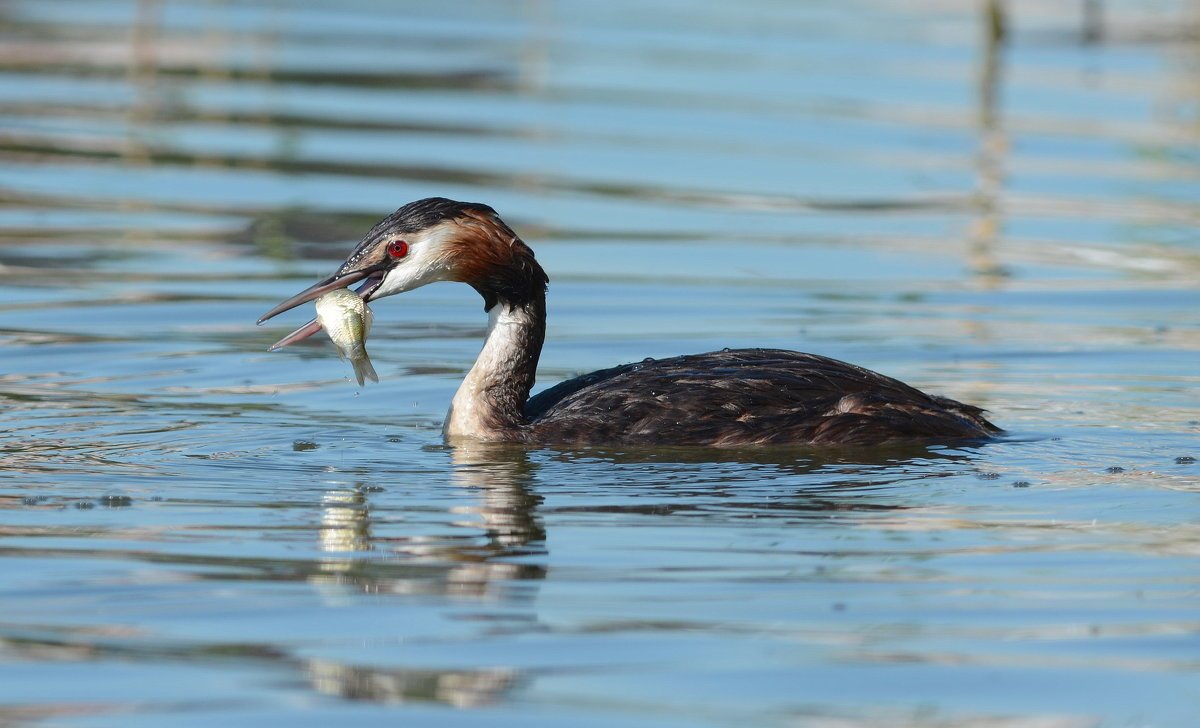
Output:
[257,265,387,351]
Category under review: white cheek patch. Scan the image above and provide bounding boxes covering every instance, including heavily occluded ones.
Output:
[372,222,458,298]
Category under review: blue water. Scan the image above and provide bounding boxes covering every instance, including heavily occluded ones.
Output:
[1,1,1199,726]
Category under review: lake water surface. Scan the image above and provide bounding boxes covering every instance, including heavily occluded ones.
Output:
[1,1,1199,726]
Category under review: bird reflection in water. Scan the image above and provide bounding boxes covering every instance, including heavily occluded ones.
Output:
[387,442,546,597]
[311,444,546,594]
[299,440,995,707]
[303,442,545,706]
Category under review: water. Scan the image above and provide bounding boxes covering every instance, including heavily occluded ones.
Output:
[2,1,1199,725]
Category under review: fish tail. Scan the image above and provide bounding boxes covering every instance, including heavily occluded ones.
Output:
[351,354,378,386]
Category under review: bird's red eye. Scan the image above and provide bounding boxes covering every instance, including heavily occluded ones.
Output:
[387,240,409,259]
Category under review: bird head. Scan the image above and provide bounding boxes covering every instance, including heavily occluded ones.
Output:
[258,198,547,350]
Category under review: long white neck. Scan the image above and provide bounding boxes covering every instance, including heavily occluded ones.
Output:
[444,300,545,441]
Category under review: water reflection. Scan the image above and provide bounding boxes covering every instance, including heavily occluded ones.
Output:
[294,441,972,709]
[969,0,1009,286]
[310,445,546,599]
[448,441,546,554]
[317,487,370,553]
[533,445,1002,526]
[301,443,545,707]
[305,659,521,708]
[0,624,523,711]
[383,443,547,598]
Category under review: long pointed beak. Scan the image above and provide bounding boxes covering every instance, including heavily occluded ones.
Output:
[257,269,372,325]
[268,317,322,351]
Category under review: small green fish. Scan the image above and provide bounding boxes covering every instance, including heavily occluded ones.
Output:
[314,288,379,386]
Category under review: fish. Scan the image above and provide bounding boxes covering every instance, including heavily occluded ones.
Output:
[314,288,379,386]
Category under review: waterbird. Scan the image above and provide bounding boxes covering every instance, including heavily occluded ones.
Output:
[258,198,1001,446]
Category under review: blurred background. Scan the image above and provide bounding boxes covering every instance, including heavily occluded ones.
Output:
[1,1,1198,727]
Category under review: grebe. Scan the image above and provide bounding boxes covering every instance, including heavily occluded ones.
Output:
[258,198,1000,447]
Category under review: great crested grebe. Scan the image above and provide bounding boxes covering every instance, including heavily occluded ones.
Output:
[258,197,1001,447]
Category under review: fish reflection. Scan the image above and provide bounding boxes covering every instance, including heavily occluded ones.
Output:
[306,660,522,708]
[318,488,371,554]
